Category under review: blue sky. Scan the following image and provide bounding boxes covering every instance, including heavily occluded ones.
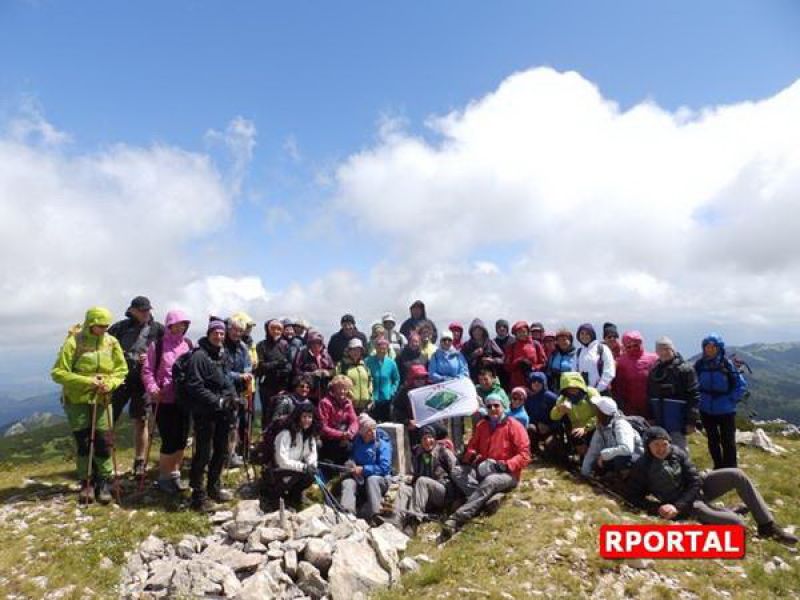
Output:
[2,1,800,395]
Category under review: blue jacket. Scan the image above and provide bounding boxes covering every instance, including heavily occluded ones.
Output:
[223,338,253,394]
[428,348,469,383]
[547,348,577,392]
[524,372,561,428]
[694,334,747,416]
[364,355,400,404]
[509,405,530,428]
[350,429,393,478]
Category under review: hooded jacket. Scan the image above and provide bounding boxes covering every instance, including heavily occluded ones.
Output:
[108,310,164,379]
[581,410,643,476]
[648,352,701,432]
[461,319,505,382]
[575,324,616,393]
[428,345,469,383]
[627,431,702,516]
[524,372,559,428]
[694,334,747,415]
[364,354,400,404]
[546,332,578,392]
[550,372,599,430]
[350,429,393,478]
[316,394,359,442]
[399,300,438,343]
[504,331,546,389]
[184,336,236,416]
[328,328,369,364]
[397,344,428,383]
[51,307,129,405]
[464,415,531,480]
[141,309,193,405]
[411,442,459,487]
[293,332,335,401]
[255,327,292,400]
[449,322,464,351]
[223,332,253,395]
[336,356,373,411]
[613,331,657,418]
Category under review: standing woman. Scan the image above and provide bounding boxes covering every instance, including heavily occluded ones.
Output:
[141,309,194,494]
[51,307,128,504]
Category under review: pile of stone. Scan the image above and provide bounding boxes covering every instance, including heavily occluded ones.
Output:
[735,428,788,455]
[119,500,423,599]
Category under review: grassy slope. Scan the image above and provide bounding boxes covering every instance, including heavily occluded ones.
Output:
[1,425,798,599]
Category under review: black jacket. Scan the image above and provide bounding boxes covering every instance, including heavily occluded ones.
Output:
[108,313,164,376]
[327,330,368,364]
[460,318,505,382]
[647,353,701,426]
[255,337,292,398]
[627,446,702,516]
[185,337,235,416]
[396,347,428,383]
[399,300,438,343]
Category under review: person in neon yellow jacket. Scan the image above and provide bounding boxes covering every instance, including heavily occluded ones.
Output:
[51,307,128,504]
[550,371,599,458]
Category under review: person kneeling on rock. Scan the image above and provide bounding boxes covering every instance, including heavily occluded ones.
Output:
[626,427,797,545]
[262,401,319,511]
[340,413,393,523]
[438,393,531,543]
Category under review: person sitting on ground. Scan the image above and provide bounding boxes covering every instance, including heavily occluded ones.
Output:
[417,322,438,361]
[270,374,314,423]
[647,336,700,452]
[364,337,400,423]
[141,309,193,494]
[316,375,359,472]
[575,323,616,396]
[461,319,505,384]
[397,332,428,383]
[262,401,319,511]
[381,312,407,355]
[51,307,129,505]
[580,396,642,478]
[627,427,797,545]
[340,413,393,523]
[550,372,599,459]
[613,330,658,419]
[603,322,623,360]
[368,323,396,358]
[292,330,335,403]
[328,314,369,364]
[255,319,292,424]
[335,338,373,414]
[504,321,546,390]
[439,394,531,542]
[509,387,530,428]
[387,424,462,536]
[400,300,438,343]
[524,371,561,459]
[546,327,578,392]
[392,363,430,447]
[449,321,464,351]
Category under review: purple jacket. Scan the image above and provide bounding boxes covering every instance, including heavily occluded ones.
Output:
[141,309,193,405]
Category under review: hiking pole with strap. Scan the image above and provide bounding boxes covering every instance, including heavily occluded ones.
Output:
[243,386,255,482]
[103,393,122,504]
[84,397,99,507]
[317,461,353,473]
[139,392,162,492]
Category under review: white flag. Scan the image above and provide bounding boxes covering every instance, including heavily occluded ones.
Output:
[409,377,480,427]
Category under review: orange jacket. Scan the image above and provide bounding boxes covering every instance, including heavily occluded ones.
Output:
[465,416,531,480]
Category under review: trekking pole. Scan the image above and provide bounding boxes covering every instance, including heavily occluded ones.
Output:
[139,393,162,492]
[84,397,99,507]
[104,394,122,504]
[243,386,254,482]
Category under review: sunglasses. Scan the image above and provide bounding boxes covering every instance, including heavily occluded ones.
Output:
[486,403,503,409]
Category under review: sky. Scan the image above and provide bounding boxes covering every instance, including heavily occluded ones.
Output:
[1,1,800,396]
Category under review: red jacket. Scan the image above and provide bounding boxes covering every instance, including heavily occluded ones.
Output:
[465,416,531,480]
[614,332,657,418]
[504,339,546,389]
[316,394,358,442]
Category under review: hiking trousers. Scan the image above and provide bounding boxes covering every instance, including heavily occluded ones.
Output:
[451,472,516,525]
[692,468,772,526]
[701,412,737,469]
[394,476,448,517]
[190,410,232,499]
[341,475,389,520]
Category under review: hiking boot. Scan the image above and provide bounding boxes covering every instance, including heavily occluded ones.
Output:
[173,477,189,492]
[437,519,458,544]
[95,479,113,505]
[730,503,750,516]
[228,454,244,468]
[758,522,798,545]
[209,488,234,503]
[156,478,181,494]
[484,493,506,516]
[78,480,94,504]
[191,495,219,513]
[133,458,146,477]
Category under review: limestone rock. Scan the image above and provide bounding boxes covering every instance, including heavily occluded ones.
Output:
[296,516,332,539]
[304,538,334,574]
[399,557,420,573]
[284,549,298,580]
[259,526,290,544]
[368,523,410,582]
[328,538,390,599]
[297,561,329,599]
[138,535,166,562]
[201,542,265,572]
[235,569,283,600]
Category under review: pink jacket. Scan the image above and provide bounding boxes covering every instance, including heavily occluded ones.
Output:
[614,331,657,418]
[141,309,192,405]
[316,394,359,442]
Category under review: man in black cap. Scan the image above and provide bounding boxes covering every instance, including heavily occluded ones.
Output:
[108,296,164,476]
[327,314,368,364]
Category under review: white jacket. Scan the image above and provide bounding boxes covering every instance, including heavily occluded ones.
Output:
[581,412,643,476]
[575,340,616,392]
[274,429,318,473]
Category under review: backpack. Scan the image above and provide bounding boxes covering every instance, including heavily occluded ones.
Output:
[256,416,291,468]
[171,348,200,409]
[622,414,651,438]
[695,356,739,396]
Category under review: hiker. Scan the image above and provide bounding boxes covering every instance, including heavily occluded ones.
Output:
[392,363,430,447]
[388,425,462,536]
[461,318,505,384]
[367,323,396,358]
[580,396,642,478]
[508,387,530,428]
[529,321,545,344]
[647,336,700,452]
[449,322,464,351]
[364,337,400,422]
[475,366,509,419]
[269,374,314,423]
[292,318,309,346]
[493,319,513,390]
[282,318,304,364]
[340,413,394,523]
[234,311,259,368]
[140,309,193,494]
[328,314,368,364]
[108,295,164,476]
[550,372,599,458]
[504,321,546,389]
[439,394,531,542]
[292,330,335,403]
[400,300,438,343]
[603,322,623,360]
[51,307,128,504]
[396,332,428,383]
[417,322,438,360]
[542,331,557,361]
[184,318,239,512]
[694,333,747,469]
[316,375,359,471]
[428,330,469,383]
[254,319,292,424]
[335,338,373,414]
[381,312,407,354]
[546,327,577,392]
[627,427,797,545]
[613,331,657,419]
[262,401,318,510]
[223,315,254,468]
[524,371,561,459]
[575,323,616,395]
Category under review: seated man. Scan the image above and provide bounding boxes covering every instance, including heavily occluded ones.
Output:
[550,372,598,460]
[524,371,561,459]
[439,394,531,542]
[340,414,393,523]
[581,396,642,478]
[387,425,462,535]
[627,427,797,545]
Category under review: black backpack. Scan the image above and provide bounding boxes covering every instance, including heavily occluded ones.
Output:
[623,414,651,438]
[172,348,199,409]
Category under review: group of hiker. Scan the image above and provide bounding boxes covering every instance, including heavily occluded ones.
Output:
[50,297,797,545]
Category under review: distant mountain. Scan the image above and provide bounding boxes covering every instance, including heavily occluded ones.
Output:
[2,412,66,437]
[0,391,61,428]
